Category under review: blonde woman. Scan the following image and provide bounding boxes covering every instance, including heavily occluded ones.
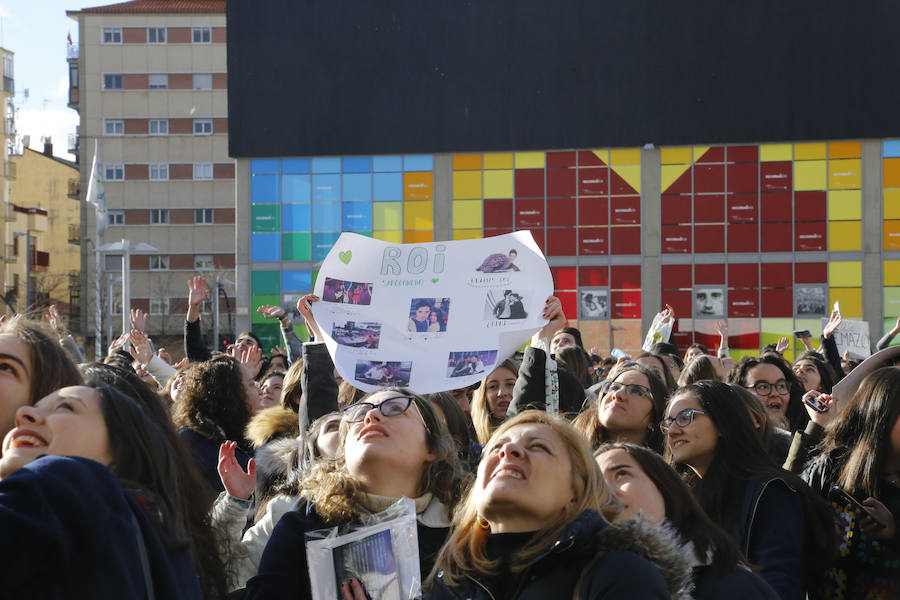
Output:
[470,358,520,445]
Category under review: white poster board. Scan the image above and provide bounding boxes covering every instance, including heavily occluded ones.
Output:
[311,231,553,394]
[820,317,871,359]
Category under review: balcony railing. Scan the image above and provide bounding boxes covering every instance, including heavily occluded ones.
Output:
[67,45,79,60]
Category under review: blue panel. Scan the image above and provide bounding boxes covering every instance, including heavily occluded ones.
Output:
[342,203,373,231]
[251,233,280,261]
[312,157,341,173]
[282,158,311,174]
[342,173,371,203]
[404,154,433,172]
[312,202,341,231]
[251,175,279,204]
[282,174,311,203]
[312,174,340,203]
[342,156,372,173]
[282,269,312,292]
[373,155,403,172]
[282,204,311,232]
[312,232,341,260]
[373,172,403,202]
[251,159,279,175]
[884,140,900,158]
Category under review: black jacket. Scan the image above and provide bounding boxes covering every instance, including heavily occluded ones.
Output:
[298,342,340,433]
[507,346,588,418]
[178,426,252,500]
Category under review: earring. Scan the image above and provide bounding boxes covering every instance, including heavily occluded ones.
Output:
[477,515,491,530]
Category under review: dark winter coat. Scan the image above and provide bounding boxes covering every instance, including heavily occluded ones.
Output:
[507,345,589,418]
[178,425,252,499]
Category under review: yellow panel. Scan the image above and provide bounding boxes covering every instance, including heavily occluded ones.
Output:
[451,171,482,200]
[827,189,862,220]
[483,169,513,199]
[828,221,861,251]
[590,150,610,164]
[452,154,482,171]
[760,318,795,352]
[884,220,900,250]
[794,142,827,160]
[372,230,402,243]
[452,228,483,240]
[452,199,483,229]
[828,159,861,190]
[884,261,900,286]
[514,152,545,169]
[612,165,641,194]
[828,261,862,287]
[760,144,792,162]
[885,189,900,219]
[403,201,433,230]
[693,146,711,161]
[483,153,513,169]
[829,288,862,318]
[794,160,826,191]
[609,148,641,165]
[372,202,402,230]
[661,147,692,164]
[661,164,691,193]
[404,230,433,243]
[828,141,861,159]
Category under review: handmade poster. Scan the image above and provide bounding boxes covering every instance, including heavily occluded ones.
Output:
[820,317,871,359]
[311,231,553,393]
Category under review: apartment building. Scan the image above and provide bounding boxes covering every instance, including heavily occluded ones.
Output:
[67,0,234,353]
[0,48,17,312]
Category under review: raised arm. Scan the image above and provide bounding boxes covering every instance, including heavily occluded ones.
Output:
[184,276,212,361]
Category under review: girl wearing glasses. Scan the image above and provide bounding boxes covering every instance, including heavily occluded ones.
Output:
[245,388,466,600]
[728,355,808,432]
[663,381,836,600]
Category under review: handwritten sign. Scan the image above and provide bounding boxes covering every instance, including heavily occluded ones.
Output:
[821,317,871,359]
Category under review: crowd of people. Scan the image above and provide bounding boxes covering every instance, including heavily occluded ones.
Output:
[0,275,898,599]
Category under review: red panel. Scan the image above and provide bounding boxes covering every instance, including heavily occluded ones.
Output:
[547,168,576,197]
[557,291,578,321]
[694,331,720,349]
[515,199,544,228]
[727,194,758,223]
[728,289,759,318]
[697,146,725,163]
[672,331,693,349]
[727,146,759,163]
[795,221,827,252]
[552,266,577,290]
[760,222,793,252]
[726,162,758,193]
[762,288,793,318]
[662,264,692,290]
[661,225,691,254]
[694,194,725,223]
[761,161,792,191]
[795,191,827,222]
[547,151,576,168]
[579,266,609,287]
[485,228,513,237]
[694,263,725,285]
[795,262,827,284]
[694,224,725,253]
[727,223,759,253]
[484,199,513,228]
[611,265,642,290]
[662,194,691,224]
[694,164,725,193]
[761,192,792,222]
[728,263,759,288]
[730,331,760,349]
[664,167,692,194]
[609,169,638,195]
[531,231,546,255]
[578,227,609,255]
[610,226,641,255]
[578,197,608,226]
[611,291,641,319]
[661,290,692,317]
[547,228,577,256]
[578,151,607,167]
[578,167,609,195]
[515,169,545,198]
[762,263,793,288]
[547,197,576,226]
[611,196,641,225]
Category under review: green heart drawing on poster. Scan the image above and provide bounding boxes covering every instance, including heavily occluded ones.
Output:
[339,250,352,264]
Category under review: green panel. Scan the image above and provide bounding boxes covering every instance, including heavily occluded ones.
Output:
[282,233,312,261]
[251,271,280,295]
[312,269,319,289]
[760,318,794,352]
[884,287,900,317]
[356,231,373,238]
[251,295,281,323]
[252,323,281,352]
[252,204,280,233]
[883,319,900,347]
[292,323,309,342]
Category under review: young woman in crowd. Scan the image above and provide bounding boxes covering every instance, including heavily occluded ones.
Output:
[728,355,808,431]
[427,411,691,599]
[257,369,285,411]
[471,358,520,444]
[684,343,709,364]
[633,351,678,391]
[596,442,779,599]
[790,351,837,394]
[556,345,596,388]
[664,381,835,600]
[677,355,722,386]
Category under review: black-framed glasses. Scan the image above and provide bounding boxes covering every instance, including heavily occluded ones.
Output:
[745,380,789,397]
[660,408,708,433]
[605,381,651,398]
[342,395,429,432]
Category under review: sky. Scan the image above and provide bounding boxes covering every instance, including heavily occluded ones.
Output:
[2,0,98,161]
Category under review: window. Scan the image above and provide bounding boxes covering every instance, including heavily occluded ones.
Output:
[69,62,79,88]
[194,254,214,271]
[150,209,169,224]
[192,74,212,90]
[193,119,213,135]
[195,208,213,224]
[147,27,166,44]
[192,27,211,43]
[193,163,213,180]
[105,254,123,272]
[149,255,170,270]
[148,74,168,90]
[104,119,124,136]
[103,74,123,90]
[149,119,168,135]
[107,210,125,225]
[149,164,169,181]
[150,298,170,315]
[102,28,122,44]
[104,164,124,181]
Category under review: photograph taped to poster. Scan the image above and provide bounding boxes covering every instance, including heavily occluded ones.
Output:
[311,231,552,393]
[332,321,381,349]
[446,350,498,378]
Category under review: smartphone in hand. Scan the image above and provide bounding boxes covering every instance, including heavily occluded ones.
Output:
[828,486,886,528]
[802,394,829,413]
[793,329,811,338]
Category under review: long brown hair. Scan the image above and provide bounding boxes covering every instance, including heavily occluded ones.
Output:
[0,316,82,406]
[470,358,520,444]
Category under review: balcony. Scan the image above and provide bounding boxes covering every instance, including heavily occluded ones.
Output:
[32,249,49,272]
[67,178,80,199]
[2,76,12,94]
[68,86,79,109]
[68,224,80,245]
[67,45,78,60]
[67,133,79,155]
[3,117,13,138]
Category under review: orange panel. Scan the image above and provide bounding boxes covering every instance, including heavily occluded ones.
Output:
[884,158,900,188]
[828,141,861,159]
[452,154,482,171]
[885,221,900,250]
[403,172,434,201]
[404,230,433,243]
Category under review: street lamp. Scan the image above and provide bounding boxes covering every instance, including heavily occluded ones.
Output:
[97,239,159,336]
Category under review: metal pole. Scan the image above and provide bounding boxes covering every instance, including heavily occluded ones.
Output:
[94,240,102,360]
[24,230,31,315]
[121,238,130,335]
[106,275,113,350]
[213,279,220,351]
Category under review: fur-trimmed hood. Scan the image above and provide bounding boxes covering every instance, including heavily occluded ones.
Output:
[245,406,300,449]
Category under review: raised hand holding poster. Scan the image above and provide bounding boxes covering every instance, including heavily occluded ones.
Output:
[311,231,553,394]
